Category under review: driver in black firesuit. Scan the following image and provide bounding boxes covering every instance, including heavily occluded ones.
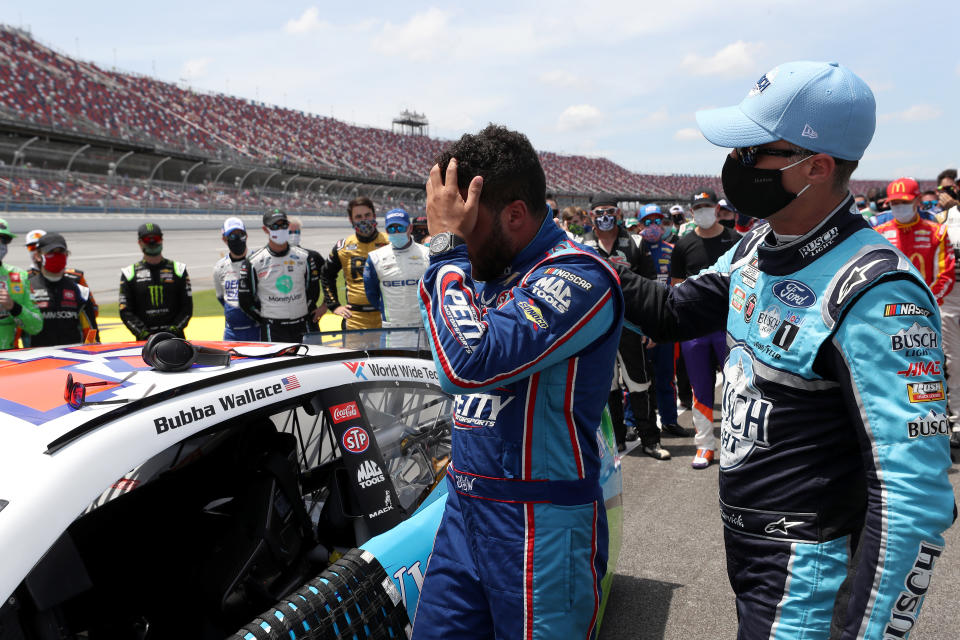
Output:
[119,223,193,340]
[27,232,98,346]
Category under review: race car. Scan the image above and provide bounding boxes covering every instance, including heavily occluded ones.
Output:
[0,330,623,639]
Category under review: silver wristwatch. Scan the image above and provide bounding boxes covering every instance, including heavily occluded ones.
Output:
[429,232,467,257]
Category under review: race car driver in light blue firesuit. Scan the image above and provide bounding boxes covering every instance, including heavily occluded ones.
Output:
[414,126,623,640]
[615,61,955,640]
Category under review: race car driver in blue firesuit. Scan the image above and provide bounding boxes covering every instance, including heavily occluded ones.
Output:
[614,61,955,640]
[414,125,623,640]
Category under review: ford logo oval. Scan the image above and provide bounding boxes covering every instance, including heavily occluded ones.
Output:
[771,280,817,308]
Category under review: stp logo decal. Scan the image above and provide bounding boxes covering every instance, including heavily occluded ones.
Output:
[342,426,370,453]
[772,280,817,308]
[331,401,361,424]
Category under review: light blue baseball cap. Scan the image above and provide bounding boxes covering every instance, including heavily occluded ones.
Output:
[384,208,411,229]
[695,61,876,161]
[640,203,663,219]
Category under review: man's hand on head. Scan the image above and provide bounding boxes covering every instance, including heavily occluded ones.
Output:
[426,158,483,238]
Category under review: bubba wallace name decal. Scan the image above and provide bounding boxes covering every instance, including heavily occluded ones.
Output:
[154,381,285,433]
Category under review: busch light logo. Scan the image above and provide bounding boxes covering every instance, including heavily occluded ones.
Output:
[772,280,817,308]
[884,542,943,637]
[890,323,939,352]
[907,410,950,439]
[720,346,773,470]
[756,305,781,338]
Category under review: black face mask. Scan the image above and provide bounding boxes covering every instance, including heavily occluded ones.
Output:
[720,154,811,220]
[719,218,737,229]
[227,236,247,255]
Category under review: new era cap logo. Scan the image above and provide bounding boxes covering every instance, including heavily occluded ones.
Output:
[801,124,818,139]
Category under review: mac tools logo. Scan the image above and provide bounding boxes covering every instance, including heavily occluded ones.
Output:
[720,346,773,471]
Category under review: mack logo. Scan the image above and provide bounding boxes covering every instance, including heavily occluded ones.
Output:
[772,280,816,308]
[884,303,932,318]
[342,426,370,454]
[331,401,360,424]
[799,227,838,258]
[357,459,385,488]
[907,410,950,438]
[438,266,485,351]
[757,306,780,338]
[455,473,476,492]
[720,347,773,470]
[907,381,945,403]
[532,276,572,313]
[883,542,943,638]
[891,323,939,352]
[454,393,515,428]
[897,361,942,377]
[543,267,593,290]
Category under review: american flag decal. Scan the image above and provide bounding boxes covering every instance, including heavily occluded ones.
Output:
[282,375,300,391]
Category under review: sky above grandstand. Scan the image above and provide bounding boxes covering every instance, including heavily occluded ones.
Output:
[11,0,958,180]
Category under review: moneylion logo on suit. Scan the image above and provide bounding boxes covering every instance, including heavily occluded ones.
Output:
[720,346,773,470]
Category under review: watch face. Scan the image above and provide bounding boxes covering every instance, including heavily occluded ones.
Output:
[431,233,450,254]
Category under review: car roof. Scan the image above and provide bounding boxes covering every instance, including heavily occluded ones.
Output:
[0,338,441,603]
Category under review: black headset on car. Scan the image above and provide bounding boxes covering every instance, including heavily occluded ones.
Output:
[141,332,232,372]
[141,332,310,372]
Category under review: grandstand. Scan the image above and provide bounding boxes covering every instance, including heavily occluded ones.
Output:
[0,25,923,216]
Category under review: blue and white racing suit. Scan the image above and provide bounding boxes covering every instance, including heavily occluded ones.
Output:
[617,195,956,639]
[413,217,623,640]
[213,254,260,341]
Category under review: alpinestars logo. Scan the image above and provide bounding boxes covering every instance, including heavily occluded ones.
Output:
[357,460,385,488]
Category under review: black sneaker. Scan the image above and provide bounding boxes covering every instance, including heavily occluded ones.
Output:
[625,429,639,442]
[641,442,671,460]
[661,423,691,438]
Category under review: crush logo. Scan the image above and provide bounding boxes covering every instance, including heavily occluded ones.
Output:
[331,401,360,424]
[341,426,370,453]
[772,280,817,308]
[907,381,945,403]
[454,393,515,428]
[720,346,773,470]
[438,266,485,352]
[757,305,780,338]
[531,276,572,313]
[883,542,943,638]
[907,411,950,439]
[357,459,385,488]
[890,323,939,352]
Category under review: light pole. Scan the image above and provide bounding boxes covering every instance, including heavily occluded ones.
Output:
[178,161,204,214]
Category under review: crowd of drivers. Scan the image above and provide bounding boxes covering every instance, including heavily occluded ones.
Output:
[3,174,960,461]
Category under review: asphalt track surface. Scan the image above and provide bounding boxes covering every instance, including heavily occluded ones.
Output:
[5,215,960,638]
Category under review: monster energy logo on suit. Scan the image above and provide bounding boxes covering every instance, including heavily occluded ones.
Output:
[149,284,163,306]
[312,387,404,535]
